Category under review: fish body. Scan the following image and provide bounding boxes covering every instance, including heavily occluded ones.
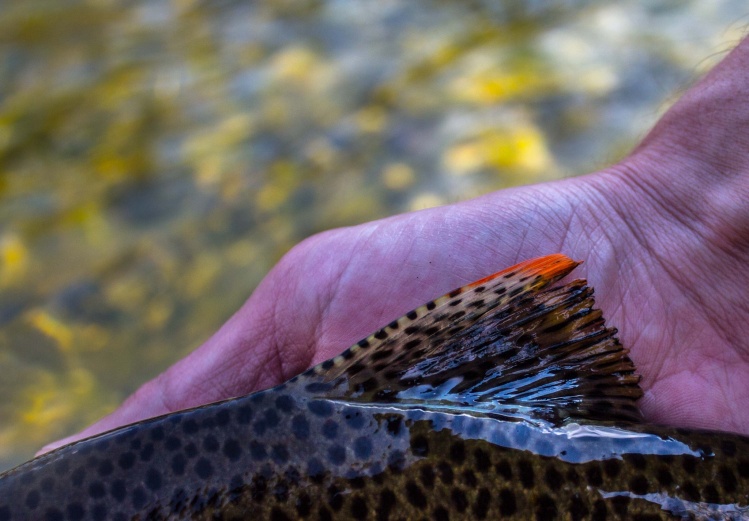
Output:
[1,254,748,520]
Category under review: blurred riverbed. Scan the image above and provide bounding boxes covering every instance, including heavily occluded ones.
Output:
[0,0,745,471]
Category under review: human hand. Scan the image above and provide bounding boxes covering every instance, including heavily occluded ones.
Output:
[43,37,749,452]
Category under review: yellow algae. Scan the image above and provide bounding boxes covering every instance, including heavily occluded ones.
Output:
[577,67,617,96]
[269,45,336,94]
[107,276,150,312]
[172,0,198,13]
[195,155,224,187]
[76,324,110,353]
[443,125,552,176]
[256,160,299,211]
[59,201,111,244]
[95,67,145,109]
[226,239,259,268]
[450,65,559,105]
[183,113,254,161]
[502,126,553,172]
[321,189,381,226]
[409,192,445,211]
[145,297,174,331]
[271,46,320,84]
[263,95,291,127]
[218,169,247,202]
[264,215,297,246]
[237,44,265,67]
[18,368,110,442]
[355,106,388,134]
[443,142,485,175]
[184,253,222,298]
[256,183,289,212]
[0,234,28,286]
[0,121,11,150]
[93,154,130,179]
[305,138,337,170]
[24,309,74,353]
[382,163,416,191]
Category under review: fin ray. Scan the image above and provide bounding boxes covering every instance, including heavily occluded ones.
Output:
[290,254,643,425]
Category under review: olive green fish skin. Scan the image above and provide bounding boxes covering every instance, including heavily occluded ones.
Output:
[1,392,749,520]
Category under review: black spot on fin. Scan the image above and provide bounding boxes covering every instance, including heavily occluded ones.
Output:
[293,254,643,426]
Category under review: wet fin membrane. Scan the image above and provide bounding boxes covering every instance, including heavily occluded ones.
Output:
[292,253,643,425]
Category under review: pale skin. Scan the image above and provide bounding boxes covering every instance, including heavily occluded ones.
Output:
[43,37,749,452]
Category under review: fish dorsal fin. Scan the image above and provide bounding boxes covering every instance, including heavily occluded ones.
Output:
[290,254,643,425]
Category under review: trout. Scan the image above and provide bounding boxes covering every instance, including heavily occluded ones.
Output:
[1,254,748,520]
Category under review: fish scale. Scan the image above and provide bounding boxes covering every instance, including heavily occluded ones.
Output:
[1,253,748,520]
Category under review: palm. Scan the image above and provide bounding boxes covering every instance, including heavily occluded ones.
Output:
[44,39,749,452]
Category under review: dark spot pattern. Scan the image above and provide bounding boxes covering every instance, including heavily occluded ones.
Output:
[271,445,289,464]
[25,490,40,509]
[111,480,126,502]
[236,404,254,424]
[202,435,220,453]
[628,475,649,495]
[353,437,373,460]
[131,486,148,509]
[327,485,344,511]
[350,496,367,520]
[410,435,429,457]
[449,441,465,463]
[518,460,535,489]
[602,458,621,478]
[569,494,588,520]
[433,506,449,521]
[585,466,602,487]
[97,460,114,478]
[499,488,516,516]
[450,488,468,512]
[343,409,367,429]
[535,494,557,520]
[223,439,242,461]
[322,419,338,439]
[473,487,491,519]
[88,482,106,499]
[250,441,267,461]
[165,436,181,451]
[117,452,135,470]
[327,445,346,466]
[194,458,213,479]
[270,507,291,521]
[171,453,186,475]
[405,481,427,508]
[307,400,334,417]
[610,496,630,517]
[719,466,738,493]
[44,507,64,521]
[65,503,85,521]
[656,467,673,488]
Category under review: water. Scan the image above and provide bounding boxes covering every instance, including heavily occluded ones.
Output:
[0,0,744,471]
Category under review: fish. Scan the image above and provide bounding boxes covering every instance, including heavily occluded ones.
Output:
[1,253,748,520]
